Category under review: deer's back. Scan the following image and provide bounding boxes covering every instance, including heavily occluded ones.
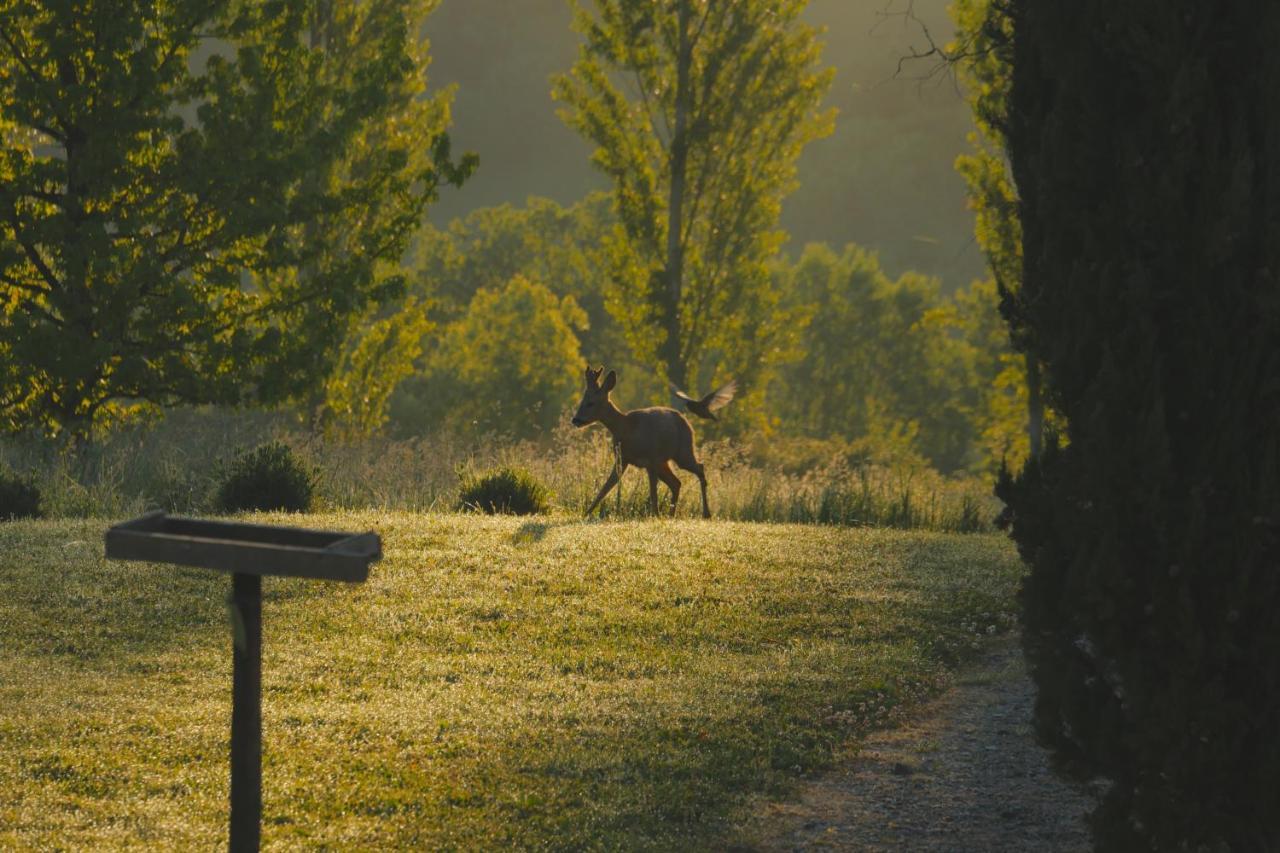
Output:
[619,407,695,466]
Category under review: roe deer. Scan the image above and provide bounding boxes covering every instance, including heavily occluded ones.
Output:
[571,366,711,518]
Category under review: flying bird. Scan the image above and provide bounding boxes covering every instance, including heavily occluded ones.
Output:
[670,379,738,421]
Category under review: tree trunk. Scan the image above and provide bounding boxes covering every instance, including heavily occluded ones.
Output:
[661,0,692,390]
[304,0,337,431]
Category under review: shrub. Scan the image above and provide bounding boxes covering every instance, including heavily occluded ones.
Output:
[999,4,1280,848]
[0,469,42,520]
[214,442,316,513]
[459,466,551,515]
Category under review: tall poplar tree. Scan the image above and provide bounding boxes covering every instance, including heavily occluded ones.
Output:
[553,0,833,400]
[0,0,470,440]
[949,0,1044,462]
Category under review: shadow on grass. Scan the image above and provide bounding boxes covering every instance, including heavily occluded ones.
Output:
[508,513,681,545]
[509,518,591,545]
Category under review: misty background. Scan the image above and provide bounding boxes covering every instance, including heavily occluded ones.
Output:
[424,0,983,289]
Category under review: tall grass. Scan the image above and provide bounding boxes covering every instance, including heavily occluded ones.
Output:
[0,408,1000,531]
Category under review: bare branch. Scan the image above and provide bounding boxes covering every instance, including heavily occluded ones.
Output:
[870,0,999,94]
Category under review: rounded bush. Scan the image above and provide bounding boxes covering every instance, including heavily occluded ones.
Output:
[0,470,42,520]
[459,466,551,515]
[214,442,316,513]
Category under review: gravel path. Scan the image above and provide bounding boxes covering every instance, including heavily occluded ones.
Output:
[736,635,1098,852]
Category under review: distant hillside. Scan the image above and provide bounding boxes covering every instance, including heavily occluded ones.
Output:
[423,0,985,289]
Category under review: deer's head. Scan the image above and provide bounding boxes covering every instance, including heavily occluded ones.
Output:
[571,365,616,427]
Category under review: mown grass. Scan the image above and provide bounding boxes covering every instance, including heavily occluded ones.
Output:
[0,512,1020,850]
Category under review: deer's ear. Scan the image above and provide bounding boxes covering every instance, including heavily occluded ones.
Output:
[602,370,617,392]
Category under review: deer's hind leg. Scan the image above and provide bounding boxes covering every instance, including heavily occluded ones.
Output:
[655,461,681,516]
[646,467,660,516]
[674,452,710,519]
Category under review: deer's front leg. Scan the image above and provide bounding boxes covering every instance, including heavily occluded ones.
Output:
[585,464,625,517]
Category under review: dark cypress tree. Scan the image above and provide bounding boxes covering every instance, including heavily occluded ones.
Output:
[998,1,1280,849]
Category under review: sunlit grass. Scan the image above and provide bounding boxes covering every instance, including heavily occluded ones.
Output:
[0,512,1019,849]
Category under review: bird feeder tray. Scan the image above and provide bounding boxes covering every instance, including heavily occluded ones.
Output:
[104,510,380,581]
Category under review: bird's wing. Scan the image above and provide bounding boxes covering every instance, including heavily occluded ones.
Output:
[701,379,738,412]
[670,383,697,405]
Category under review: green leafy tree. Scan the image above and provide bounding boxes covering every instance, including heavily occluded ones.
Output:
[322,298,432,437]
[411,195,627,353]
[407,193,664,404]
[775,243,983,473]
[949,0,1045,460]
[390,275,586,438]
[411,196,614,319]
[950,277,1025,470]
[0,0,470,440]
[553,0,833,407]
[296,0,476,420]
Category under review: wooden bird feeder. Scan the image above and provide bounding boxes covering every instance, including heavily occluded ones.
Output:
[104,511,382,852]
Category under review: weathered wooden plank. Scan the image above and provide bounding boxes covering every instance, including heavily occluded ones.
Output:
[110,512,364,549]
[104,513,381,582]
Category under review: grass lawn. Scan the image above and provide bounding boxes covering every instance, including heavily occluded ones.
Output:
[0,512,1021,850]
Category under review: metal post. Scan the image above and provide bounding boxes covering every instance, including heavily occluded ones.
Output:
[229,572,262,852]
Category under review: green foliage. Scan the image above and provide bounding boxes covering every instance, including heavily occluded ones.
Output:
[0,0,471,441]
[406,194,647,387]
[214,442,316,514]
[0,468,41,520]
[386,195,665,435]
[322,298,434,438]
[951,278,1029,471]
[951,0,1050,464]
[773,245,1012,474]
[391,194,1021,470]
[0,512,1021,848]
[951,0,1019,297]
[458,466,552,515]
[553,0,834,408]
[411,195,610,319]
[997,2,1280,848]
[391,275,587,439]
